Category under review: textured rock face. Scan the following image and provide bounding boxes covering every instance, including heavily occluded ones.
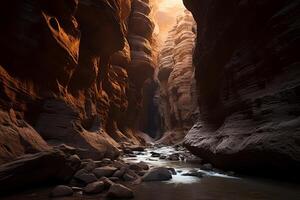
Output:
[183,0,300,176]
[123,0,156,136]
[0,150,80,193]
[0,0,156,163]
[156,11,198,144]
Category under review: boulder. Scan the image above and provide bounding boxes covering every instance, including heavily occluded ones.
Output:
[50,185,73,197]
[84,181,105,194]
[107,184,134,198]
[142,167,172,182]
[74,172,98,184]
[0,150,80,194]
[113,167,127,178]
[93,166,118,178]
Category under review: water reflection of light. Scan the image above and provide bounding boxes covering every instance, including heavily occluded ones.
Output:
[123,146,239,184]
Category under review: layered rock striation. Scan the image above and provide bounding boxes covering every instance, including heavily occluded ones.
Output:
[0,0,156,164]
[156,11,198,144]
[183,0,300,177]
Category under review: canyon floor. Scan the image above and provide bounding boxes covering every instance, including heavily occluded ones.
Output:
[2,145,300,200]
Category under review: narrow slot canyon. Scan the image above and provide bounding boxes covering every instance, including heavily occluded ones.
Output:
[0,0,299,199]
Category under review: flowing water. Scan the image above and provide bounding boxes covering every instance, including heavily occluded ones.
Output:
[123,146,300,200]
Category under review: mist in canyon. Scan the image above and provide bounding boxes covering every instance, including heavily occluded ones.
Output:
[0,0,299,199]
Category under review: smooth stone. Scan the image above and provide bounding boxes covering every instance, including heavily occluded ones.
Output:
[99,177,114,188]
[93,166,118,178]
[75,172,98,184]
[167,154,180,161]
[84,181,105,194]
[142,167,172,182]
[113,167,127,178]
[83,159,96,171]
[50,185,73,197]
[150,152,160,157]
[123,173,136,181]
[109,177,120,182]
[69,154,81,164]
[71,187,82,191]
[107,184,134,198]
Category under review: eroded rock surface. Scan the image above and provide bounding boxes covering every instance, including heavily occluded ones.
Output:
[156,11,198,144]
[183,0,300,177]
[0,0,156,164]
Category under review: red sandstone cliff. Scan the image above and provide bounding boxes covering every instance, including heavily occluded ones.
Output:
[156,11,198,144]
[0,0,156,164]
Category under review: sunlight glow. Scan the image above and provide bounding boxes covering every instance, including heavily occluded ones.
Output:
[153,0,186,44]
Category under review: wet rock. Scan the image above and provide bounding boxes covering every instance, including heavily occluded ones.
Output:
[113,167,127,178]
[50,185,73,197]
[107,183,134,199]
[123,148,134,154]
[142,167,172,182]
[93,166,118,178]
[99,177,114,189]
[167,154,180,161]
[182,170,205,178]
[159,155,167,159]
[123,173,136,181]
[84,181,105,194]
[150,152,161,157]
[167,168,177,175]
[137,161,149,170]
[74,172,98,184]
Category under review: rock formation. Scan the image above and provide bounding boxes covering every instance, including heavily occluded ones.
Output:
[183,0,300,177]
[0,0,156,164]
[156,11,198,144]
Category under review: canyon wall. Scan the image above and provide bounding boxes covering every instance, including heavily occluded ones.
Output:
[0,0,156,164]
[183,0,300,177]
[156,11,198,144]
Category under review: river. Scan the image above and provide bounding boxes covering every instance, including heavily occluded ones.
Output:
[123,146,300,200]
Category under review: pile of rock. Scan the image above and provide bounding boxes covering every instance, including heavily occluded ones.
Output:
[50,156,152,198]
